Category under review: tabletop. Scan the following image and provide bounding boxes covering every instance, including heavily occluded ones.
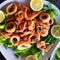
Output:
[0,0,60,60]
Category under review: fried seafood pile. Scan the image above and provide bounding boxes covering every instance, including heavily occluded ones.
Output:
[0,3,54,54]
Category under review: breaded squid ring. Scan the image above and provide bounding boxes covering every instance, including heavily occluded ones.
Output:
[10,35,20,46]
[5,22,16,33]
[28,35,37,44]
[39,13,50,23]
[6,3,17,15]
[17,41,31,50]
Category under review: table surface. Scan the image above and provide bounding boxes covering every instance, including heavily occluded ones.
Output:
[0,0,60,60]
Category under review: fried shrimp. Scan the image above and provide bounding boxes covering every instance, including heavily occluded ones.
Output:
[4,16,15,23]
[0,30,12,39]
[42,22,50,30]
[36,41,46,49]
[28,21,35,30]
[5,22,16,33]
[36,41,46,55]
[16,21,27,33]
[20,31,34,37]
[41,28,48,37]
[10,35,20,46]
[15,11,24,25]
[18,3,29,11]
[39,13,50,23]
[34,31,41,40]
[24,8,45,20]
[6,3,17,15]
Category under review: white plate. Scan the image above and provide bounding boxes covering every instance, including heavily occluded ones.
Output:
[50,42,60,60]
[0,0,60,60]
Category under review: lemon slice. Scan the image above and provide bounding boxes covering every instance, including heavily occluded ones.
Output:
[0,10,5,23]
[30,0,43,11]
[25,55,38,60]
[51,25,60,38]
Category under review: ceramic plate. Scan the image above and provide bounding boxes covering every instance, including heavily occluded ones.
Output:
[0,0,60,60]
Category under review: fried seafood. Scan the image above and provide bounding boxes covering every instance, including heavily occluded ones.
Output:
[34,31,41,40]
[20,31,34,37]
[28,35,35,43]
[36,41,53,55]
[0,2,54,54]
[16,15,24,24]
[18,3,29,12]
[41,22,50,30]
[0,30,12,39]
[36,41,46,55]
[41,28,48,37]
[4,16,15,23]
[6,3,17,15]
[39,13,50,23]
[17,41,31,50]
[28,21,35,30]
[10,35,20,46]
[16,21,27,33]
[5,22,16,33]
[49,17,54,25]
[15,11,24,25]
[24,8,45,20]
[36,41,46,49]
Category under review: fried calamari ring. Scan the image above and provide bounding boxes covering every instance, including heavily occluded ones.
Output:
[5,22,16,33]
[10,35,20,46]
[17,41,31,50]
[28,35,39,44]
[6,3,17,15]
[39,13,50,23]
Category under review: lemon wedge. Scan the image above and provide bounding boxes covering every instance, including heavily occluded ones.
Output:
[51,25,60,38]
[30,0,43,11]
[25,55,38,60]
[0,10,5,23]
